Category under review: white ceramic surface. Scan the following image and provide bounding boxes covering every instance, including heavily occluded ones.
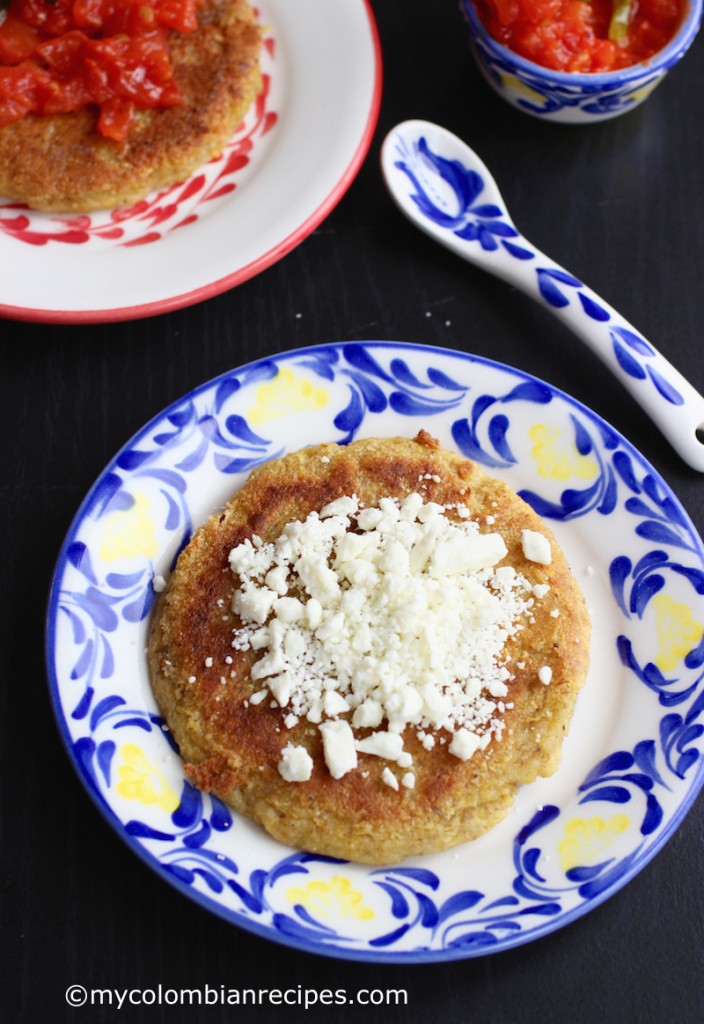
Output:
[0,0,381,323]
[47,342,704,961]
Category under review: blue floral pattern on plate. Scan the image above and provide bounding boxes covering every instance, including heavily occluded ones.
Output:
[46,342,704,962]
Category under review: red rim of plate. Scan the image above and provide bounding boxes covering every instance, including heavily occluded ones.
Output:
[0,0,383,326]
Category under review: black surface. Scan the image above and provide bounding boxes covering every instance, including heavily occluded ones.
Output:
[3,3,704,1021]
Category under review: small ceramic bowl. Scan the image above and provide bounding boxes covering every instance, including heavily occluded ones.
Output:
[459,0,703,123]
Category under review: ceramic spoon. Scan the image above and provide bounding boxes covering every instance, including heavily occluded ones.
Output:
[381,119,704,472]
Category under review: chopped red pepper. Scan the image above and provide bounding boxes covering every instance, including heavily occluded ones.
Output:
[0,0,203,139]
[475,0,682,72]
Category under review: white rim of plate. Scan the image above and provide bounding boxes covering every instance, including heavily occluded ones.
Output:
[46,342,704,961]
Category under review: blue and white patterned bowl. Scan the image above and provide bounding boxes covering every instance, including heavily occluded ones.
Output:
[459,0,703,123]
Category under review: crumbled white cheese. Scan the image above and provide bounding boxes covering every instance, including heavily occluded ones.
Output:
[449,727,482,761]
[320,495,359,519]
[229,493,540,782]
[265,565,289,595]
[355,731,404,760]
[382,767,399,790]
[152,574,167,593]
[429,531,507,576]
[401,772,415,789]
[234,586,278,625]
[319,720,357,778]
[274,596,305,622]
[521,530,552,565]
[278,744,313,782]
[538,665,553,685]
[323,690,350,717]
[352,699,384,729]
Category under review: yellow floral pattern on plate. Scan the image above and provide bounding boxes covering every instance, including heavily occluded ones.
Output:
[557,815,630,872]
[99,492,158,562]
[286,876,375,922]
[248,367,328,426]
[652,592,704,673]
[529,423,598,482]
[116,744,180,814]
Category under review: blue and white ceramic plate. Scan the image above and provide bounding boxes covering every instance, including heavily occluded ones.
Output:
[46,342,704,962]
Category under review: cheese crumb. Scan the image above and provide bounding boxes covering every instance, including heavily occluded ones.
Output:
[521,530,552,565]
[382,767,399,790]
[352,700,384,729]
[278,744,313,782]
[538,666,553,685]
[355,731,404,760]
[449,727,482,761]
[319,720,357,778]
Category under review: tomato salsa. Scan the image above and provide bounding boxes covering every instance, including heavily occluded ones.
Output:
[0,0,203,141]
[474,0,683,72]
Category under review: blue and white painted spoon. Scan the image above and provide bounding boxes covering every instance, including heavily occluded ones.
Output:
[381,119,704,472]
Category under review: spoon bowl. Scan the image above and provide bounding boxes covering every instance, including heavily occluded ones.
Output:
[381,119,704,471]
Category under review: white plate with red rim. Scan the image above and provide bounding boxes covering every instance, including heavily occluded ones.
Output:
[0,0,381,324]
[46,341,704,961]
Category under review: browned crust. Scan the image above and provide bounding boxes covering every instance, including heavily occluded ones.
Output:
[148,434,591,864]
[0,0,262,212]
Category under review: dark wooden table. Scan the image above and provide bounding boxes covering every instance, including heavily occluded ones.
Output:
[3,2,703,1021]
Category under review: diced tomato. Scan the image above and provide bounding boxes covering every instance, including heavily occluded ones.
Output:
[0,66,36,125]
[98,97,135,141]
[157,0,201,33]
[0,0,204,140]
[0,13,40,64]
[11,1,76,38]
[476,0,682,71]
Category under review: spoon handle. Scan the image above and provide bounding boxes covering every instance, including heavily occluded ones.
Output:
[382,121,704,471]
[446,230,704,471]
